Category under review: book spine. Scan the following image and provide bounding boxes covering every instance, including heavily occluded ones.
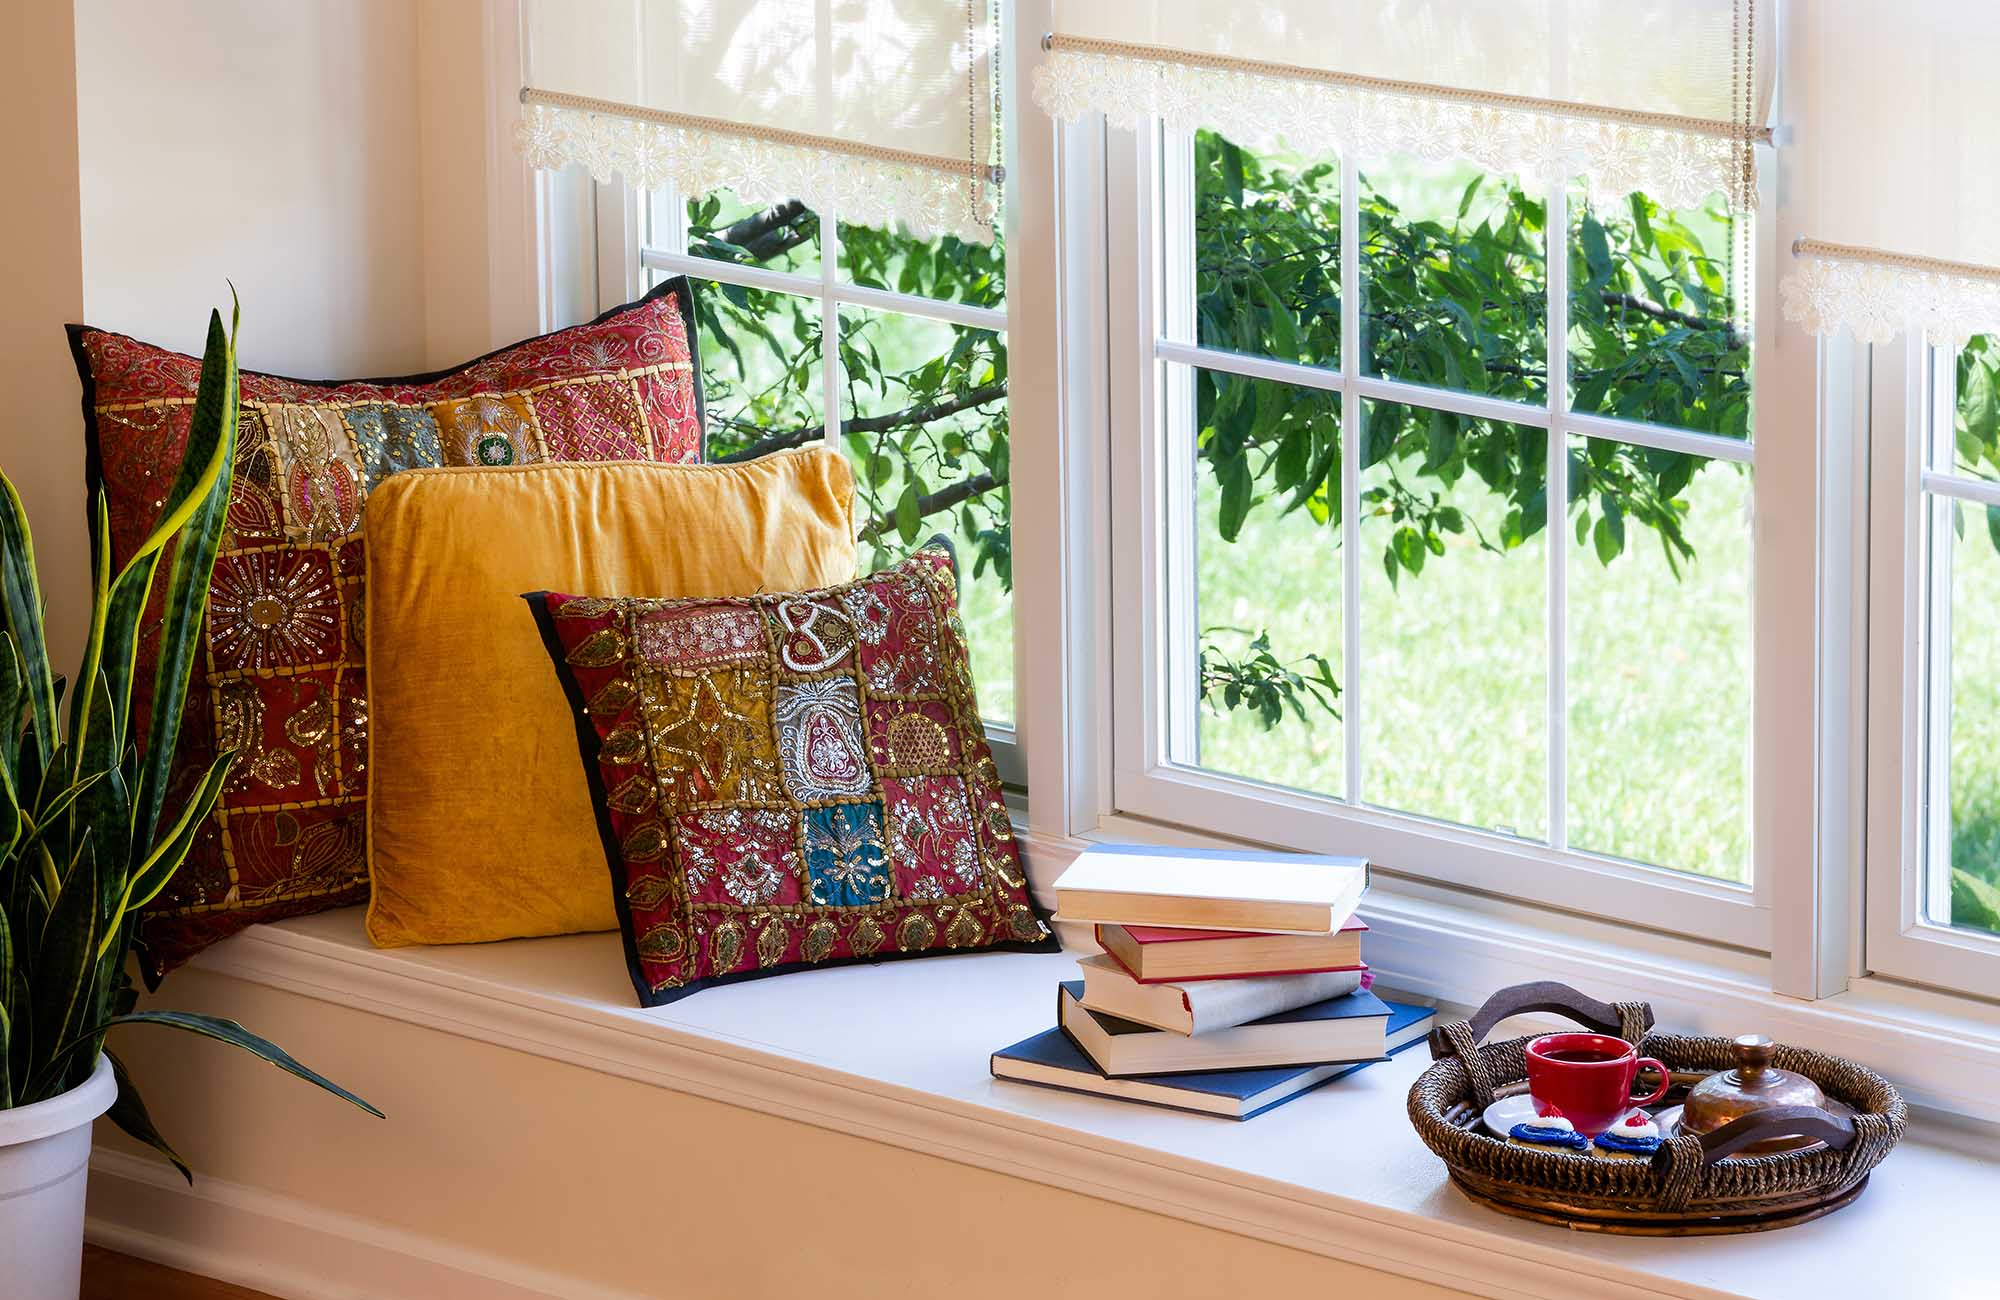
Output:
[1122,960,1369,986]
[1184,969,1366,1035]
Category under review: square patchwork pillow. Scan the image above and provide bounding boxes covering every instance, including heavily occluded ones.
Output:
[70,277,706,981]
[529,540,1057,1006]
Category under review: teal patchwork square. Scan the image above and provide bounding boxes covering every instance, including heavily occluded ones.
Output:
[803,803,890,907]
[344,404,442,489]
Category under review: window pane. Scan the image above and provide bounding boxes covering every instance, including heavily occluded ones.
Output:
[1567,445,1751,881]
[838,221,1004,310]
[1192,130,1340,367]
[1178,365,1344,794]
[678,278,822,461]
[837,307,1013,722]
[1567,189,1751,439]
[1953,334,2000,482]
[1938,498,2000,934]
[1361,160,1547,403]
[686,190,820,275]
[1358,401,1547,837]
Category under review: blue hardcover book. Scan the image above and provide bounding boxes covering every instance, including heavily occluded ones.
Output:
[991,1000,1435,1120]
[1055,980,1423,1076]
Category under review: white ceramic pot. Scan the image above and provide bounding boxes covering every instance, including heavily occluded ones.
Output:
[0,1055,117,1300]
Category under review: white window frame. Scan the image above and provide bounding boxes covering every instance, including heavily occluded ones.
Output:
[1864,333,2000,991]
[1099,120,1815,955]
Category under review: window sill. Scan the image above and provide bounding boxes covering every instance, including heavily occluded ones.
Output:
[190,903,1995,1300]
[1036,821,2000,1129]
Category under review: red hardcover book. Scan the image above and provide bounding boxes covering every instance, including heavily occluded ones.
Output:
[1097,920,1367,983]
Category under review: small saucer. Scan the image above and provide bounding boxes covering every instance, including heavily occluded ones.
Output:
[1481,1093,1653,1140]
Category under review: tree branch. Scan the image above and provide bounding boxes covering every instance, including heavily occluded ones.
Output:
[858,472,1006,543]
[1600,290,1746,351]
[713,382,1007,463]
[717,200,809,251]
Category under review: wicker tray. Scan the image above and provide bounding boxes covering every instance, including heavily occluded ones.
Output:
[1407,981,1907,1235]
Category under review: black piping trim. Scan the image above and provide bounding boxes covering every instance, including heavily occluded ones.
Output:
[527,591,655,1006]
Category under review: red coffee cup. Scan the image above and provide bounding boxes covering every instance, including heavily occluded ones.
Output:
[1524,1032,1670,1137]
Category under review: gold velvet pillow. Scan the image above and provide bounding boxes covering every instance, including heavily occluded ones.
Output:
[364,450,858,947]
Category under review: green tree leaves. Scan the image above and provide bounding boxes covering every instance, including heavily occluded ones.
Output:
[689,145,1763,736]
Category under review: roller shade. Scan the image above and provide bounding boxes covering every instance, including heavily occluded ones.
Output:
[1781,1,2000,346]
[518,0,1001,243]
[1032,0,1773,211]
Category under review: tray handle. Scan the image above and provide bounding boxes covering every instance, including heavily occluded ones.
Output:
[1428,981,1655,1110]
[1695,1104,1857,1163]
[1428,980,1655,1059]
[1654,1104,1858,1212]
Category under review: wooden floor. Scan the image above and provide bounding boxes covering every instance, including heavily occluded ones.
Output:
[81,1246,279,1300]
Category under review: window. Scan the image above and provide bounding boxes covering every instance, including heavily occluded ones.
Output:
[1935,339,2000,939]
[1109,124,1772,946]
[629,187,1020,756]
[1866,331,2000,986]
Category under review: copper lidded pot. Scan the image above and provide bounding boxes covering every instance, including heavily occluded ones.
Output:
[1678,1034,1834,1154]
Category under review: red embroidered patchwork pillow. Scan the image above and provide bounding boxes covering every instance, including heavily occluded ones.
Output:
[529,540,1056,1006]
[70,278,706,981]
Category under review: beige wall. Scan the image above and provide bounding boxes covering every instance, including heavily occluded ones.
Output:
[100,969,1471,1299]
[2,1,90,672]
[73,0,430,378]
[5,0,510,666]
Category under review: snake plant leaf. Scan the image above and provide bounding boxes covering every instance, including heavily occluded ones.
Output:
[6,964,29,1103]
[0,473,56,762]
[66,496,113,777]
[74,747,130,924]
[0,756,18,863]
[0,631,22,779]
[0,903,11,1108]
[12,773,103,868]
[134,307,236,856]
[119,303,239,569]
[121,754,229,927]
[104,1048,188,1184]
[91,1011,384,1119]
[17,719,44,821]
[31,831,99,1097]
[98,543,162,758]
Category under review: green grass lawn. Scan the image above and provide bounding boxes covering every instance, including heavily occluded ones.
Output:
[1947,508,2000,927]
[1193,459,2000,908]
[1196,451,1753,882]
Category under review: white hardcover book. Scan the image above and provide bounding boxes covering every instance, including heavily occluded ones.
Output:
[1057,982,1405,1077]
[1052,844,1368,934]
[1077,954,1366,1036]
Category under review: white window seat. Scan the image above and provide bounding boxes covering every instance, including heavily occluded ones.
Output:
[145,906,1997,1300]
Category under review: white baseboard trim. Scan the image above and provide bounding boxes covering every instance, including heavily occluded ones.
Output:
[86,1148,647,1300]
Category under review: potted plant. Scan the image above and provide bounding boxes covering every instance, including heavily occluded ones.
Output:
[0,303,380,1299]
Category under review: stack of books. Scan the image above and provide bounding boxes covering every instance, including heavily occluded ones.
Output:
[991,845,1434,1120]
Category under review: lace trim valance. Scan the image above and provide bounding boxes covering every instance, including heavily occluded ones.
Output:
[1781,241,2000,349]
[517,95,1000,246]
[1032,39,1765,212]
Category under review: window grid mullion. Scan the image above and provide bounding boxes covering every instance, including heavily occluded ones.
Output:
[636,249,1008,332]
[1923,346,1958,926]
[820,210,843,451]
[1547,178,1571,853]
[1922,470,2000,509]
[1160,127,1202,765]
[1339,152,1363,806]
